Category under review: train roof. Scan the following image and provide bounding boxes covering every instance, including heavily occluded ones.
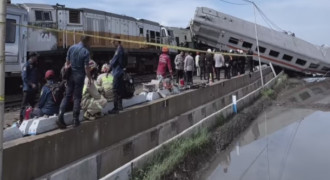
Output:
[138,19,160,26]
[197,7,329,63]
[20,3,55,10]
[79,8,137,22]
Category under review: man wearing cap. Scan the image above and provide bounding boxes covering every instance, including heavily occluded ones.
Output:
[156,46,173,81]
[57,36,92,128]
[19,52,39,124]
[30,70,60,118]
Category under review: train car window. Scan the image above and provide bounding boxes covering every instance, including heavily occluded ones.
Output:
[150,31,155,42]
[156,32,160,43]
[43,12,52,21]
[242,41,252,48]
[229,37,238,44]
[35,11,52,21]
[35,11,42,21]
[161,29,166,37]
[309,63,319,69]
[69,10,80,24]
[321,66,330,71]
[269,50,279,57]
[282,54,293,61]
[6,19,16,43]
[139,28,144,35]
[296,59,306,66]
[255,46,266,53]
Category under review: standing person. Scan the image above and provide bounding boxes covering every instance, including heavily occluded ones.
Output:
[238,50,246,75]
[184,52,195,85]
[224,51,231,79]
[108,36,125,114]
[19,52,39,124]
[174,51,184,83]
[231,50,238,77]
[30,70,62,118]
[205,49,214,83]
[199,52,206,80]
[214,51,224,81]
[96,64,114,101]
[247,48,254,72]
[156,46,173,81]
[195,52,200,77]
[57,36,92,128]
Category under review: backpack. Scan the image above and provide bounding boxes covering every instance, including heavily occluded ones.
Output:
[121,72,135,99]
[46,81,66,106]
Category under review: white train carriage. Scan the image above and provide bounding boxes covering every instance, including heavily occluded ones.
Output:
[20,3,58,52]
[191,7,330,74]
[5,4,27,76]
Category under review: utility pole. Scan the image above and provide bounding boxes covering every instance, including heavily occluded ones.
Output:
[0,0,7,179]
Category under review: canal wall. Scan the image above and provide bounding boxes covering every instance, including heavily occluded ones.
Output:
[3,68,273,180]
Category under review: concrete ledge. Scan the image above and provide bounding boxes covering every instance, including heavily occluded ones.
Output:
[3,68,273,180]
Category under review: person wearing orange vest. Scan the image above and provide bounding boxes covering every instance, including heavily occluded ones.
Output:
[156,46,173,81]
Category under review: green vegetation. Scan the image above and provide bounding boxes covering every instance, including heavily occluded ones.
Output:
[131,129,210,180]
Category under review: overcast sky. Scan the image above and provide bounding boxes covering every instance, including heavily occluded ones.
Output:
[12,0,330,46]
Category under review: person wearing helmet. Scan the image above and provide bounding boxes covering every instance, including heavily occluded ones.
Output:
[30,70,62,118]
[57,36,92,128]
[81,60,107,120]
[96,63,114,101]
[156,46,173,81]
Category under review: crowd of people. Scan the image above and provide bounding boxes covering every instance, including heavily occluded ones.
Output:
[157,47,255,85]
[19,36,127,129]
[19,36,254,129]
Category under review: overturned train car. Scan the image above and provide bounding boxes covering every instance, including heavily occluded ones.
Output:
[191,7,330,75]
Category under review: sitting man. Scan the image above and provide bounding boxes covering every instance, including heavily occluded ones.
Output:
[96,63,114,101]
[81,60,107,120]
[30,70,61,118]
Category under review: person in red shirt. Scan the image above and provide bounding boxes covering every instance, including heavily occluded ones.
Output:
[156,46,173,80]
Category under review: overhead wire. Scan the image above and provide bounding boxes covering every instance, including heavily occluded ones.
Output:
[218,0,249,6]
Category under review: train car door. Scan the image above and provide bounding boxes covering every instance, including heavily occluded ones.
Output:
[5,14,21,73]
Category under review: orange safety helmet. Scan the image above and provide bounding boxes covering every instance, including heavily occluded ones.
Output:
[162,46,169,53]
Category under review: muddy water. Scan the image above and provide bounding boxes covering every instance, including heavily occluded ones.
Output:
[202,79,330,180]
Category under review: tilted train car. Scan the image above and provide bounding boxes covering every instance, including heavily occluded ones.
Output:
[191,7,330,75]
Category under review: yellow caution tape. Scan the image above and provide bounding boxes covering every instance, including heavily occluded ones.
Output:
[4,21,252,57]
[0,96,4,102]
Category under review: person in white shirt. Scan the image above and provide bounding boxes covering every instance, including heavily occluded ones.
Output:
[184,52,195,85]
[195,52,200,77]
[214,51,224,81]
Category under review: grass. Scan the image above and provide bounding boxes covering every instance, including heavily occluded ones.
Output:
[131,129,210,180]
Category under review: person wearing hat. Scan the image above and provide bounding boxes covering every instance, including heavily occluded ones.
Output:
[156,46,173,81]
[81,60,107,120]
[96,63,114,101]
[30,70,61,118]
[57,36,92,128]
[19,52,39,124]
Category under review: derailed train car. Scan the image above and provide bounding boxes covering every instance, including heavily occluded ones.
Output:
[191,7,330,75]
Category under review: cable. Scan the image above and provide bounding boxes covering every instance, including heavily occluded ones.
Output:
[218,0,249,5]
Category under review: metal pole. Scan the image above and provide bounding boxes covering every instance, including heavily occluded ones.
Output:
[0,0,7,179]
[252,2,264,87]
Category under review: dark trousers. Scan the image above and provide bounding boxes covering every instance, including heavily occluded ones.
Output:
[215,67,221,81]
[232,63,238,77]
[225,66,231,79]
[113,74,123,110]
[249,59,254,72]
[186,71,193,85]
[206,66,214,82]
[176,69,184,83]
[20,90,37,121]
[59,73,85,118]
[240,63,246,75]
[200,66,206,80]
